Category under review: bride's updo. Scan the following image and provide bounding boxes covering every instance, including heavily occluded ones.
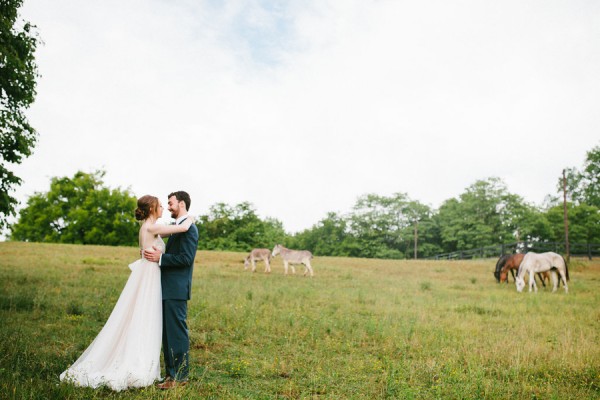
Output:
[135,195,159,221]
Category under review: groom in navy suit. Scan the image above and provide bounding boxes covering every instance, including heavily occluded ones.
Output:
[144,191,198,389]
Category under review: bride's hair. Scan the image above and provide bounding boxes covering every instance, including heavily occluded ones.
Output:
[135,195,159,221]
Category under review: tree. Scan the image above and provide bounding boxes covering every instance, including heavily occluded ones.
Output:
[435,178,542,252]
[10,170,138,245]
[290,212,361,257]
[1,0,41,228]
[400,200,440,258]
[544,203,600,244]
[560,145,600,208]
[348,193,434,259]
[496,192,550,242]
[197,202,287,251]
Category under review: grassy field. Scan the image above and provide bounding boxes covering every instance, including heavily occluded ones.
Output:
[0,241,599,399]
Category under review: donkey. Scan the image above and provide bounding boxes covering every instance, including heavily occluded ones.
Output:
[244,248,272,273]
[271,244,314,277]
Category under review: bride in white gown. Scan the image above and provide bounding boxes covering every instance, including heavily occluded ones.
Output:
[60,195,194,391]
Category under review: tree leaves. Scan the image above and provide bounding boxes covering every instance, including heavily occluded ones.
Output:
[197,202,287,251]
[10,170,138,245]
[0,0,40,227]
[561,145,600,208]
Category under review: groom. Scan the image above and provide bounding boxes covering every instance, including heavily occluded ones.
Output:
[144,191,199,389]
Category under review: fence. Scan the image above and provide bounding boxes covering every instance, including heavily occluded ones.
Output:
[433,241,600,260]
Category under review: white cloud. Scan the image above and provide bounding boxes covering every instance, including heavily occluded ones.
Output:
[10,0,600,233]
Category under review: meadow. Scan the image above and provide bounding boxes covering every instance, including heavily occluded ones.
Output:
[0,242,599,399]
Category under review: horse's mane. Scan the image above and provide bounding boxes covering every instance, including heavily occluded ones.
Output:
[494,254,511,281]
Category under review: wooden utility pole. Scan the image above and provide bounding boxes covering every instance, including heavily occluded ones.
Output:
[413,221,418,260]
[563,169,570,262]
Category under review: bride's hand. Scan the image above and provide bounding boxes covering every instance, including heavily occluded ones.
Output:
[183,215,195,228]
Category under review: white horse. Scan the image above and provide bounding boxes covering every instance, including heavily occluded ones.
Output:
[244,248,272,273]
[516,251,569,293]
[271,244,314,277]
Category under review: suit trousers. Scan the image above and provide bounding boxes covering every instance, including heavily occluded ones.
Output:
[162,299,189,381]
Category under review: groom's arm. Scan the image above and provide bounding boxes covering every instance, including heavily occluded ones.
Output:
[160,225,198,268]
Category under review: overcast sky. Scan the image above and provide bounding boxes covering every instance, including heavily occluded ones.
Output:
[12,0,600,232]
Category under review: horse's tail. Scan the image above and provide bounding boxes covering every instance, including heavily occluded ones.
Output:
[562,255,570,281]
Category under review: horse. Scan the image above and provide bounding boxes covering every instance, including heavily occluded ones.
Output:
[271,244,314,277]
[495,253,548,287]
[244,248,272,273]
[515,251,569,293]
[494,254,512,282]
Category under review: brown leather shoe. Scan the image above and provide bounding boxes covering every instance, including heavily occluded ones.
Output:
[157,380,188,389]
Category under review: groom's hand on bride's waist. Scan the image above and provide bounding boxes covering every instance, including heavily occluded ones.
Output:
[143,246,161,263]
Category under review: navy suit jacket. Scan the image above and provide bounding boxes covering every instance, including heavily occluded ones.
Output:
[160,220,199,300]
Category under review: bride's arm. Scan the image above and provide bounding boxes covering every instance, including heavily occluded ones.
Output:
[147,217,195,237]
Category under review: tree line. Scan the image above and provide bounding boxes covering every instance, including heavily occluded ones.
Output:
[9,146,600,259]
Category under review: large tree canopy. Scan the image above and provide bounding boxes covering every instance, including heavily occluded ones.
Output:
[10,170,138,245]
[0,0,40,228]
[435,178,543,252]
[545,203,600,245]
[291,212,362,257]
[197,202,287,252]
[561,145,600,208]
[348,193,435,259]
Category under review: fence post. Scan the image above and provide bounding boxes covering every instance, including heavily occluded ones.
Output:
[589,244,592,261]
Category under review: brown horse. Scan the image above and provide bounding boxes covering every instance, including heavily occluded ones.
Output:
[495,253,549,287]
[494,254,513,282]
[497,254,525,283]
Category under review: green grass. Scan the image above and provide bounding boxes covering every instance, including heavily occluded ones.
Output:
[1,242,599,399]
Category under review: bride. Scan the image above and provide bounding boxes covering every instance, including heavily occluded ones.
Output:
[60,195,194,391]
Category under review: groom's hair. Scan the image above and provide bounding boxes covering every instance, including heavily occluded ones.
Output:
[169,191,191,211]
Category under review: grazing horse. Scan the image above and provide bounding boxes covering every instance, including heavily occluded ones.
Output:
[494,255,512,282]
[495,254,524,283]
[494,253,550,287]
[516,251,569,293]
[244,248,272,273]
[272,244,314,277]
[495,253,548,287]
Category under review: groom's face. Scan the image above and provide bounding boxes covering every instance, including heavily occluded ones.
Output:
[167,195,182,219]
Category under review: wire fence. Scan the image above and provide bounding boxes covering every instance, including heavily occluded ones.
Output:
[432,241,600,260]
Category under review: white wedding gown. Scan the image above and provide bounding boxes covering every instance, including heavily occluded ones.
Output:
[60,236,164,391]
